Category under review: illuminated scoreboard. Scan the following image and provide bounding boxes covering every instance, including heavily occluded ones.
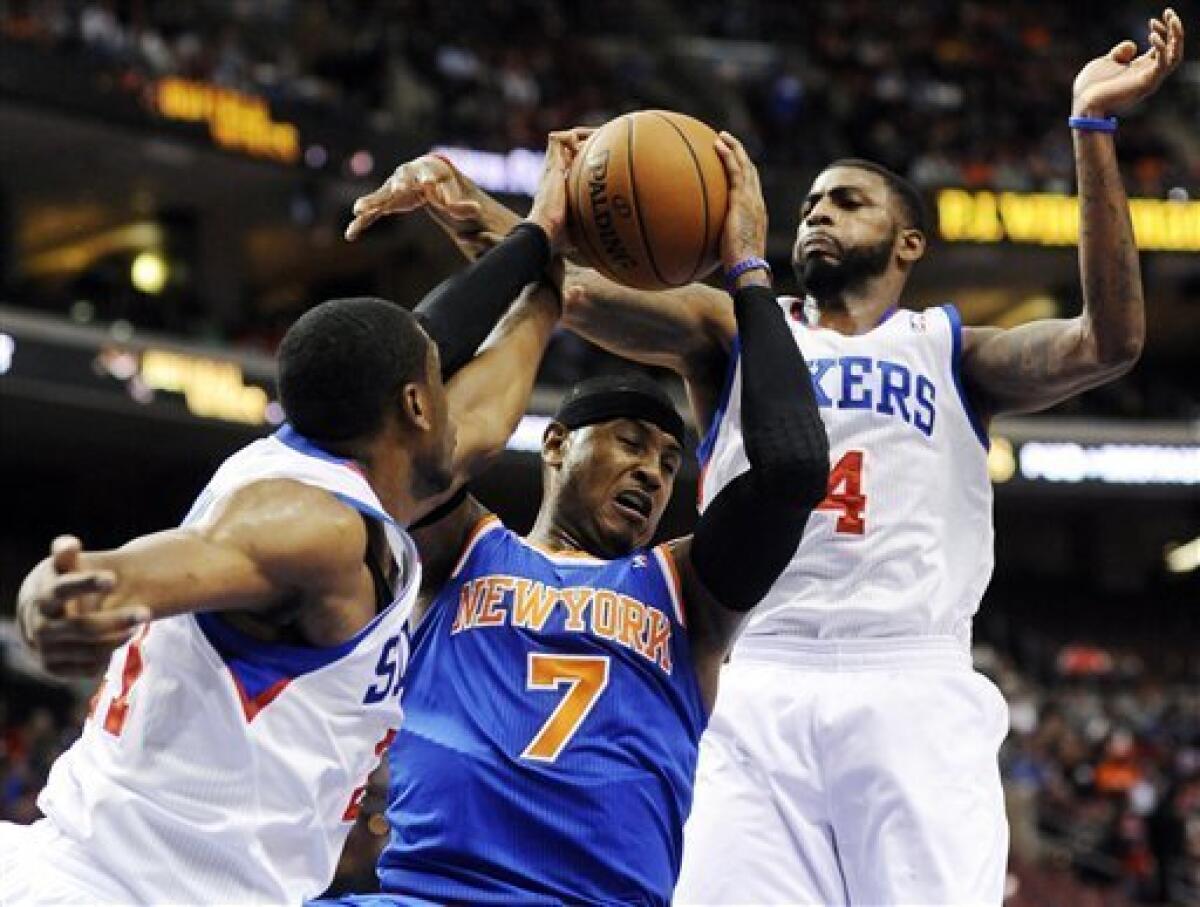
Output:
[936,189,1200,252]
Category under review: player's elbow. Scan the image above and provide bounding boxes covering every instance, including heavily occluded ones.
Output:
[1085,314,1144,373]
[1096,332,1143,373]
[776,454,830,514]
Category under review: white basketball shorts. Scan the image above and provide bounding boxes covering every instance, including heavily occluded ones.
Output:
[674,639,1010,906]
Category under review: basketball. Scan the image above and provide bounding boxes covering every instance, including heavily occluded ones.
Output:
[567,110,729,291]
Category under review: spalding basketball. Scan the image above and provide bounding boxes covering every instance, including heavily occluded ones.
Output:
[567,110,728,290]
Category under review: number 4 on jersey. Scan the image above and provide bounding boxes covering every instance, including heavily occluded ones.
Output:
[817,450,867,535]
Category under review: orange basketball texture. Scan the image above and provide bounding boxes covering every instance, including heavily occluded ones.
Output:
[567,111,729,290]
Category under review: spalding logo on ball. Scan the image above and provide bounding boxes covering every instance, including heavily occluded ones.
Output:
[567,110,729,291]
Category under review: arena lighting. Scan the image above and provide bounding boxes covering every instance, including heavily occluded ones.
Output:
[154,77,300,164]
[0,333,14,375]
[986,436,1016,483]
[937,189,1200,252]
[139,349,269,425]
[1018,442,1200,485]
[1165,537,1200,574]
[130,252,169,295]
[431,147,544,196]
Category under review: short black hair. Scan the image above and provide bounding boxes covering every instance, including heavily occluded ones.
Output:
[277,297,431,443]
[826,158,929,234]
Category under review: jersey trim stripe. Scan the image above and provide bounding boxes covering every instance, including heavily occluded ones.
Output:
[653,544,687,628]
[274,423,367,479]
[696,335,742,468]
[940,304,990,450]
[518,538,610,565]
[450,514,503,578]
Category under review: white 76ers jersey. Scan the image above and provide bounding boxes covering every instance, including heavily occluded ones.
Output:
[699,303,993,650]
[37,426,419,905]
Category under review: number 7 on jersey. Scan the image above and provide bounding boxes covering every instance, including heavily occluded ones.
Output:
[521,653,610,762]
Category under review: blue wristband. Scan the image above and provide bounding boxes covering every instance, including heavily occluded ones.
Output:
[1068,116,1118,133]
[724,257,772,290]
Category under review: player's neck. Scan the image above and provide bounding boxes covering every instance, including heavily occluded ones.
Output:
[355,444,422,527]
[526,515,589,555]
[811,272,904,335]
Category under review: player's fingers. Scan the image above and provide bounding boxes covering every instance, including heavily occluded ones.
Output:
[75,605,152,636]
[434,199,483,221]
[50,570,116,603]
[345,208,386,242]
[352,184,393,216]
[1166,13,1184,67]
[725,133,760,186]
[1149,32,1168,64]
[559,127,595,153]
[50,535,82,574]
[1109,39,1139,63]
[713,134,743,188]
[36,572,113,618]
[39,623,138,654]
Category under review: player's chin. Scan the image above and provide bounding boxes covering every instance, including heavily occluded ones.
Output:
[600,508,650,556]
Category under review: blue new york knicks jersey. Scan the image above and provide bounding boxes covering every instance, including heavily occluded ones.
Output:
[377,514,707,906]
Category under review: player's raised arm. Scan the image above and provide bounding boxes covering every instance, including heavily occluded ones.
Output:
[431,130,584,480]
[16,480,370,676]
[667,133,829,708]
[961,9,1184,418]
[349,148,738,435]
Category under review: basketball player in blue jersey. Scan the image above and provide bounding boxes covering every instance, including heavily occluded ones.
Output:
[350,13,1186,903]
[3,131,587,906]
[316,131,828,905]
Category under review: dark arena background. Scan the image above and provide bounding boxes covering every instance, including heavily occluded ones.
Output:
[0,2,1197,904]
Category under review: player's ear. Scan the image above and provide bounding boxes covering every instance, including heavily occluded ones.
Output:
[897,227,926,264]
[398,382,434,432]
[542,421,569,469]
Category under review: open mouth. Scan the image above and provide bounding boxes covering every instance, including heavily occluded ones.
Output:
[613,489,652,521]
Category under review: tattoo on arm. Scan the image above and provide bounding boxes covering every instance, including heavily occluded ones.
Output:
[962,131,1144,418]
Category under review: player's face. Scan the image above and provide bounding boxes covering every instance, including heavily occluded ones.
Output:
[557,418,682,556]
[410,342,457,498]
[792,167,898,300]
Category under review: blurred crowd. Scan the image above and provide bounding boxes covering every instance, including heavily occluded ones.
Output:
[2,0,1197,194]
[3,617,1197,904]
[985,640,1200,906]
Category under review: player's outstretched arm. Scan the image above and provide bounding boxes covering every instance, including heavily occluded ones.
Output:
[347,130,589,383]
[961,9,1183,418]
[668,133,829,710]
[17,480,369,676]
[349,148,737,435]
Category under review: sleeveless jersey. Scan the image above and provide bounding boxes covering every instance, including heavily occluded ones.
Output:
[699,302,993,650]
[378,516,707,906]
[37,425,420,905]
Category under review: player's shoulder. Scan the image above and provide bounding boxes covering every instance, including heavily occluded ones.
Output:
[202,478,369,574]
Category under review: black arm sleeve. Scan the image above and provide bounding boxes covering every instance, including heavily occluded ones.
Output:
[414,221,551,378]
[689,284,829,612]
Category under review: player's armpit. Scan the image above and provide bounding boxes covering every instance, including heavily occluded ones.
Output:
[75,479,369,621]
[961,317,1141,419]
[560,265,736,432]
